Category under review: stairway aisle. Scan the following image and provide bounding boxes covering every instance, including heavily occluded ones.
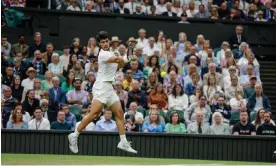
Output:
[259,61,276,120]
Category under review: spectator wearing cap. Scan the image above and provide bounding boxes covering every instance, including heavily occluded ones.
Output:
[187,111,209,134]
[162,2,177,16]
[59,46,71,72]
[50,111,71,130]
[2,65,14,87]
[240,67,262,87]
[114,81,128,109]
[156,0,167,15]
[124,102,144,120]
[95,109,117,131]
[134,4,145,15]
[67,0,81,11]
[28,50,47,76]
[209,112,230,135]
[110,36,120,54]
[127,80,148,109]
[22,89,40,117]
[165,111,187,133]
[247,84,271,114]
[194,4,210,18]
[28,107,50,130]
[28,32,47,58]
[114,0,130,14]
[229,25,246,49]
[67,78,89,107]
[203,63,224,88]
[256,10,267,21]
[178,12,190,23]
[42,43,55,65]
[186,1,198,17]
[257,112,276,135]
[21,67,36,93]
[1,36,11,57]
[11,35,29,57]
[232,111,256,135]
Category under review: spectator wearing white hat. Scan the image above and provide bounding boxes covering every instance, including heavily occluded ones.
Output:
[21,67,36,93]
[110,36,120,54]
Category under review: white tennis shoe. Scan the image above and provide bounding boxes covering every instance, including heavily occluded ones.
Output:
[117,141,137,154]
[68,133,79,153]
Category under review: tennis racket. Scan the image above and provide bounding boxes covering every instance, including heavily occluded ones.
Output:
[127,42,135,60]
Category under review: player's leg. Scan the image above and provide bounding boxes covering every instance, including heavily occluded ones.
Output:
[108,101,137,154]
[68,99,104,153]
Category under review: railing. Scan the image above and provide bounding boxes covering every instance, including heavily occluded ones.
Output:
[2,129,276,162]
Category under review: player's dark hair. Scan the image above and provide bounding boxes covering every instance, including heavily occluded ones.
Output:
[96,31,109,56]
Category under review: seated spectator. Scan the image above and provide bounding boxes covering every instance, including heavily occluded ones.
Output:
[61,71,75,93]
[6,108,28,129]
[240,69,261,87]
[173,1,183,16]
[189,85,203,104]
[124,102,144,120]
[148,83,168,111]
[211,96,231,124]
[156,0,167,15]
[235,42,248,60]
[33,78,44,100]
[78,46,90,65]
[223,66,239,90]
[168,84,189,111]
[51,111,71,130]
[232,111,256,135]
[67,0,81,11]
[114,0,130,14]
[209,7,219,19]
[124,0,136,14]
[165,111,187,133]
[178,13,190,24]
[218,2,230,19]
[123,69,134,91]
[10,103,31,123]
[164,71,183,94]
[185,95,211,124]
[247,84,271,114]
[13,57,27,79]
[84,0,96,12]
[2,87,18,127]
[162,2,177,17]
[67,54,78,71]
[2,65,14,87]
[203,74,223,104]
[1,35,11,57]
[41,71,53,91]
[141,0,151,15]
[134,4,145,15]
[11,35,29,57]
[240,54,260,77]
[70,60,84,81]
[67,78,89,107]
[161,54,176,74]
[48,77,67,106]
[40,99,50,120]
[187,111,209,134]
[216,41,230,64]
[201,56,220,79]
[225,75,242,101]
[186,1,198,17]
[229,87,247,114]
[21,67,36,93]
[144,55,160,78]
[82,71,95,93]
[185,73,201,96]
[48,53,64,77]
[237,49,260,67]
[114,81,128,109]
[183,47,200,67]
[252,109,275,130]
[60,46,71,71]
[76,109,95,131]
[220,51,236,77]
[28,107,50,130]
[256,10,267,21]
[164,64,183,86]
[70,38,83,56]
[29,50,47,76]
[203,63,223,88]
[243,75,257,99]
[257,112,276,135]
[11,76,24,102]
[142,72,158,94]
[22,89,40,117]
[61,104,76,130]
[127,80,147,109]
[142,109,165,132]
[95,109,117,132]
[124,114,140,131]
[129,60,144,82]
[199,42,217,68]
[85,58,98,76]
[194,4,209,18]
[209,112,230,135]
[28,32,46,58]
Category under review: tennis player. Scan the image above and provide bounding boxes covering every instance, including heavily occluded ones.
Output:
[68,31,137,154]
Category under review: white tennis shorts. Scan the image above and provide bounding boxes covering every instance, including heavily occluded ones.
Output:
[92,81,120,107]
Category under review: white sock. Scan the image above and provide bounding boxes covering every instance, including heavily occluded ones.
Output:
[120,135,127,142]
[74,129,80,136]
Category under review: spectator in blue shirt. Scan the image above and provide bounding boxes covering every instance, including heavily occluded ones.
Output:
[130,60,144,82]
[95,109,117,132]
[61,104,76,130]
[142,109,165,132]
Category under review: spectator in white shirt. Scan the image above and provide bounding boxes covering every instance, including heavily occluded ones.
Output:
[156,0,168,15]
[142,0,152,15]
[136,28,148,48]
[67,0,81,11]
[21,67,36,93]
[84,0,96,12]
[60,46,71,72]
[168,84,189,111]
[143,37,160,57]
[256,10,267,22]
[76,109,95,131]
[186,1,198,17]
[28,107,50,130]
[124,102,144,120]
[172,0,183,15]
[125,0,137,14]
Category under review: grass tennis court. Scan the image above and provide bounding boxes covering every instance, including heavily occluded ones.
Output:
[1,153,273,165]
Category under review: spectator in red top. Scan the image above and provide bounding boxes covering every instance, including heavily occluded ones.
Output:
[148,82,168,111]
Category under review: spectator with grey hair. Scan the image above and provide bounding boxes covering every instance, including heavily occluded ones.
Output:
[130,60,144,82]
[162,2,177,17]
[134,4,145,15]
[203,63,224,88]
[124,102,144,120]
[209,112,230,135]
[187,111,209,134]
[48,77,67,107]
[48,53,64,77]
[127,80,148,109]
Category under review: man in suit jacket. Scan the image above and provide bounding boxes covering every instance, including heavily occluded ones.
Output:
[269,10,276,22]
[134,4,145,15]
[162,2,177,17]
[263,2,274,20]
[194,4,209,19]
[114,0,130,14]
[109,0,119,13]
[228,25,246,49]
[48,77,67,107]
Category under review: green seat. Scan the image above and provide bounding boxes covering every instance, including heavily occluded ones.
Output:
[55,50,64,56]
[8,57,14,64]
[232,48,240,59]
[137,108,146,118]
[250,111,257,122]
[36,74,45,80]
[69,105,82,122]
[230,111,240,125]
[214,48,221,57]
[57,75,66,83]
[166,110,185,124]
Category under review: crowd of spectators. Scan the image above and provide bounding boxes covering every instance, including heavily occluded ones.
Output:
[1,26,276,136]
[1,0,276,23]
